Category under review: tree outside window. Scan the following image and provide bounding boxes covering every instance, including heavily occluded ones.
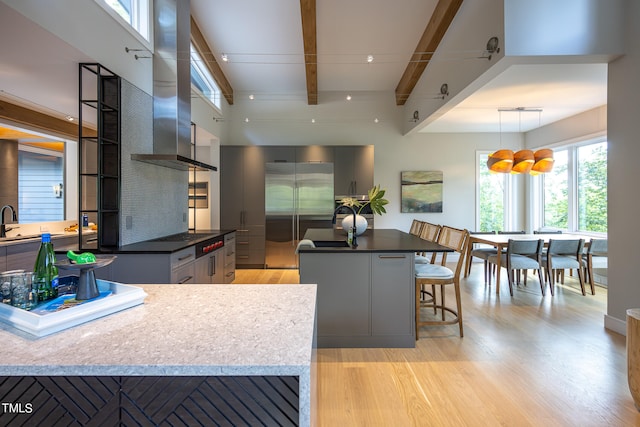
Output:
[578,142,607,232]
[478,153,505,232]
[543,150,568,229]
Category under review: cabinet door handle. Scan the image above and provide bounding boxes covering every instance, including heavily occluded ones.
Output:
[178,275,193,284]
[178,254,194,261]
[378,255,407,259]
[208,256,213,277]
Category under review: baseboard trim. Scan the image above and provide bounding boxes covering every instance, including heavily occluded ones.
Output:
[605,314,626,336]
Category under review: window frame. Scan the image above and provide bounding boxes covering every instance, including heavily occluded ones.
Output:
[476,150,516,232]
[190,44,223,112]
[95,0,152,48]
[534,135,608,236]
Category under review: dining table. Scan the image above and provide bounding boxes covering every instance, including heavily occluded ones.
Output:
[463,233,595,294]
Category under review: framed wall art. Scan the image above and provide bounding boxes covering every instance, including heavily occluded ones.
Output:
[401,171,443,213]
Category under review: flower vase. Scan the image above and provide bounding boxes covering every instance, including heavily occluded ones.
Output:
[341,214,368,236]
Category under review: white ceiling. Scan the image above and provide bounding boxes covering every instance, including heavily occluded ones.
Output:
[0,0,609,135]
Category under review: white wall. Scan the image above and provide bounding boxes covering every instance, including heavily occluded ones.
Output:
[606,0,640,334]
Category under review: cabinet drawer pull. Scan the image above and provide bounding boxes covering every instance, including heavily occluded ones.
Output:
[178,254,194,261]
[177,275,193,284]
[378,255,407,259]
[225,271,234,278]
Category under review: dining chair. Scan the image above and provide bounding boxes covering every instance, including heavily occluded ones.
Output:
[415,222,441,264]
[534,230,563,234]
[487,239,546,296]
[542,239,585,295]
[484,231,526,282]
[582,238,607,295]
[465,231,497,283]
[409,219,425,236]
[415,226,469,338]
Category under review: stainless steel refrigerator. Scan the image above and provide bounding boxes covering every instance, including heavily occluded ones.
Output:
[265,162,334,268]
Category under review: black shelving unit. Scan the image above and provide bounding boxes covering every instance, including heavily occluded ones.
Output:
[78,63,121,250]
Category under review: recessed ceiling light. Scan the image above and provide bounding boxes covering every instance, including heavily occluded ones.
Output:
[244,117,249,123]
[367,55,374,63]
[346,95,352,101]
[65,115,75,122]
[249,94,255,100]
[221,53,228,62]
[374,118,379,124]
[311,119,316,124]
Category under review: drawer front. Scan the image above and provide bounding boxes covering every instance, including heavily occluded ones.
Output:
[171,261,195,284]
[170,247,196,269]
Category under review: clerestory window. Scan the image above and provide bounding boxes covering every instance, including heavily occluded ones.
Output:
[99,0,150,42]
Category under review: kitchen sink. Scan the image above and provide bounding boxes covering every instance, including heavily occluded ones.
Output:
[312,240,350,248]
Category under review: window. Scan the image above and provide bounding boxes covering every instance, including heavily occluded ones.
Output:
[18,146,64,223]
[477,152,513,232]
[539,139,607,233]
[190,45,222,110]
[577,142,607,232]
[543,149,569,229]
[100,0,150,41]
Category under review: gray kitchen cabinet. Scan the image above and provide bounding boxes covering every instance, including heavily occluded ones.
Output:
[223,232,236,283]
[295,145,334,163]
[195,248,223,284]
[220,146,265,268]
[334,145,374,196]
[263,145,333,163]
[299,252,370,337]
[5,241,38,271]
[262,146,295,163]
[110,246,195,284]
[371,253,413,336]
[4,235,80,272]
[0,246,6,272]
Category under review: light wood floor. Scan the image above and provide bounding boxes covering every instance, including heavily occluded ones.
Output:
[233,267,640,426]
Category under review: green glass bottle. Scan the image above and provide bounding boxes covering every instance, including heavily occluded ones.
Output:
[33,232,59,302]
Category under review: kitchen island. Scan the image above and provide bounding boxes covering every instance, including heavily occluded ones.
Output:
[298,228,451,348]
[0,284,317,426]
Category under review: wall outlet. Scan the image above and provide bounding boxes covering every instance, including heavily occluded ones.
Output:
[183,212,187,222]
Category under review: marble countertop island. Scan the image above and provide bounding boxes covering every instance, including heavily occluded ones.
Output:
[0,284,317,426]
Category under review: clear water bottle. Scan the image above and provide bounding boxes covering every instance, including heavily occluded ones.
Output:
[33,232,59,302]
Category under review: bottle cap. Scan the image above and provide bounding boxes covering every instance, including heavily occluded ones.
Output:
[41,233,51,243]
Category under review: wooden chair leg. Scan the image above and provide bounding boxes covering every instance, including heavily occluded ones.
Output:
[587,264,596,295]
[454,280,464,337]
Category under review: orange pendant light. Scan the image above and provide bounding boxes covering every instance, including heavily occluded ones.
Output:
[511,149,535,174]
[531,148,554,174]
[487,149,514,173]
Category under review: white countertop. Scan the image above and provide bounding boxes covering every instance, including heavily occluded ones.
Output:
[0,284,317,377]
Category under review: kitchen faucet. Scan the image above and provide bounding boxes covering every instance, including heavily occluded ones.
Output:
[331,204,358,247]
[1,205,18,238]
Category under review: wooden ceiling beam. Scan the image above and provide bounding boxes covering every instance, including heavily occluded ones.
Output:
[191,16,234,105]
[300,0,318,105]
[394,0,464,106]
[0,100,92,140]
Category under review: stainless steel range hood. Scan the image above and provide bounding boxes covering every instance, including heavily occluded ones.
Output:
[131,0,217,172]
